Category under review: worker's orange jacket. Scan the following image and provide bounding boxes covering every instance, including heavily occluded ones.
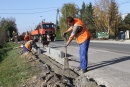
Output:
[74,18,90,44]
[24,34,33,41]
[24,40,32,51]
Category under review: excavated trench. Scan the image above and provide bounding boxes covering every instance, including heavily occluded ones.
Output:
[34,53,106,87]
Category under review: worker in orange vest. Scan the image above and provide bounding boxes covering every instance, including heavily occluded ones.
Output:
[63,16,90,73]
[24,31,33,43]
[22,40,38,54]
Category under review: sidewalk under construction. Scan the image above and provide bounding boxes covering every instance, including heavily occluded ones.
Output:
[26,46,102,87]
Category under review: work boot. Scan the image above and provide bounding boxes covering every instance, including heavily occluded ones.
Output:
[82,69,87,73]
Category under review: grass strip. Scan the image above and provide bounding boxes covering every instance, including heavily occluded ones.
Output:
[0,43,37,87]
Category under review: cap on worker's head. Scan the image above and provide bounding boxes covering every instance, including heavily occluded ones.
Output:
[66,16,74,23]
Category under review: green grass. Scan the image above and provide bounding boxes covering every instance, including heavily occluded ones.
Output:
[0,42,19,62]
[0,43,37,87]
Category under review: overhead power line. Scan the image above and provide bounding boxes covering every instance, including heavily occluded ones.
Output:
[0,7,59,10]
[0,9,57,14]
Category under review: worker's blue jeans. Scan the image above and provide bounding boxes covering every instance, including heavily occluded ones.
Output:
[22,46,28,54]
[79,38,90,70]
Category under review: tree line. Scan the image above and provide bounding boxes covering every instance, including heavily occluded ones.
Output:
[0,17,17,44]
[57,0,130,39]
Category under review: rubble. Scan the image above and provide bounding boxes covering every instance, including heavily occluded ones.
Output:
[19,48,102,87]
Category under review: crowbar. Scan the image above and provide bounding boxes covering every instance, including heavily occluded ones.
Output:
[63,36,69,70]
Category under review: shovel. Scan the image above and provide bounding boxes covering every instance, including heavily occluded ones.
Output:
[63,36,69,70]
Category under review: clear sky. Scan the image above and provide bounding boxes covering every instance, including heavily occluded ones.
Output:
[0,0,130,34]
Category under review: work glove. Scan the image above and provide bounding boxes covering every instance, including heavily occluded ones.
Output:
[63,32,67,37]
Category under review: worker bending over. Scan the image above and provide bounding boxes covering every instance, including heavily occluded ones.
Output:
[22,40,38,54]
[63,16,90,73]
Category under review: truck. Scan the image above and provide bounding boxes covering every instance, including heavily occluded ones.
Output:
[31,22,56,45]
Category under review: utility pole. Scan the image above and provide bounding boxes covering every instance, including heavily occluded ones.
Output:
[56,8,59,30]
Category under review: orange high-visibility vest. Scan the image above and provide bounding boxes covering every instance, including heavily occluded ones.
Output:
[24,34,33,41]
[28,34,33,40]
[74,18,90,44]
[24,35,29,41]
[24,40,32,51]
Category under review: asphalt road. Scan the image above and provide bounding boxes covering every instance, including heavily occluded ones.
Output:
[50,40,130,55]
[90,42,130,54]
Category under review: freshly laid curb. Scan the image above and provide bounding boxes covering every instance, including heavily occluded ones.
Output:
[42,47,64,65]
